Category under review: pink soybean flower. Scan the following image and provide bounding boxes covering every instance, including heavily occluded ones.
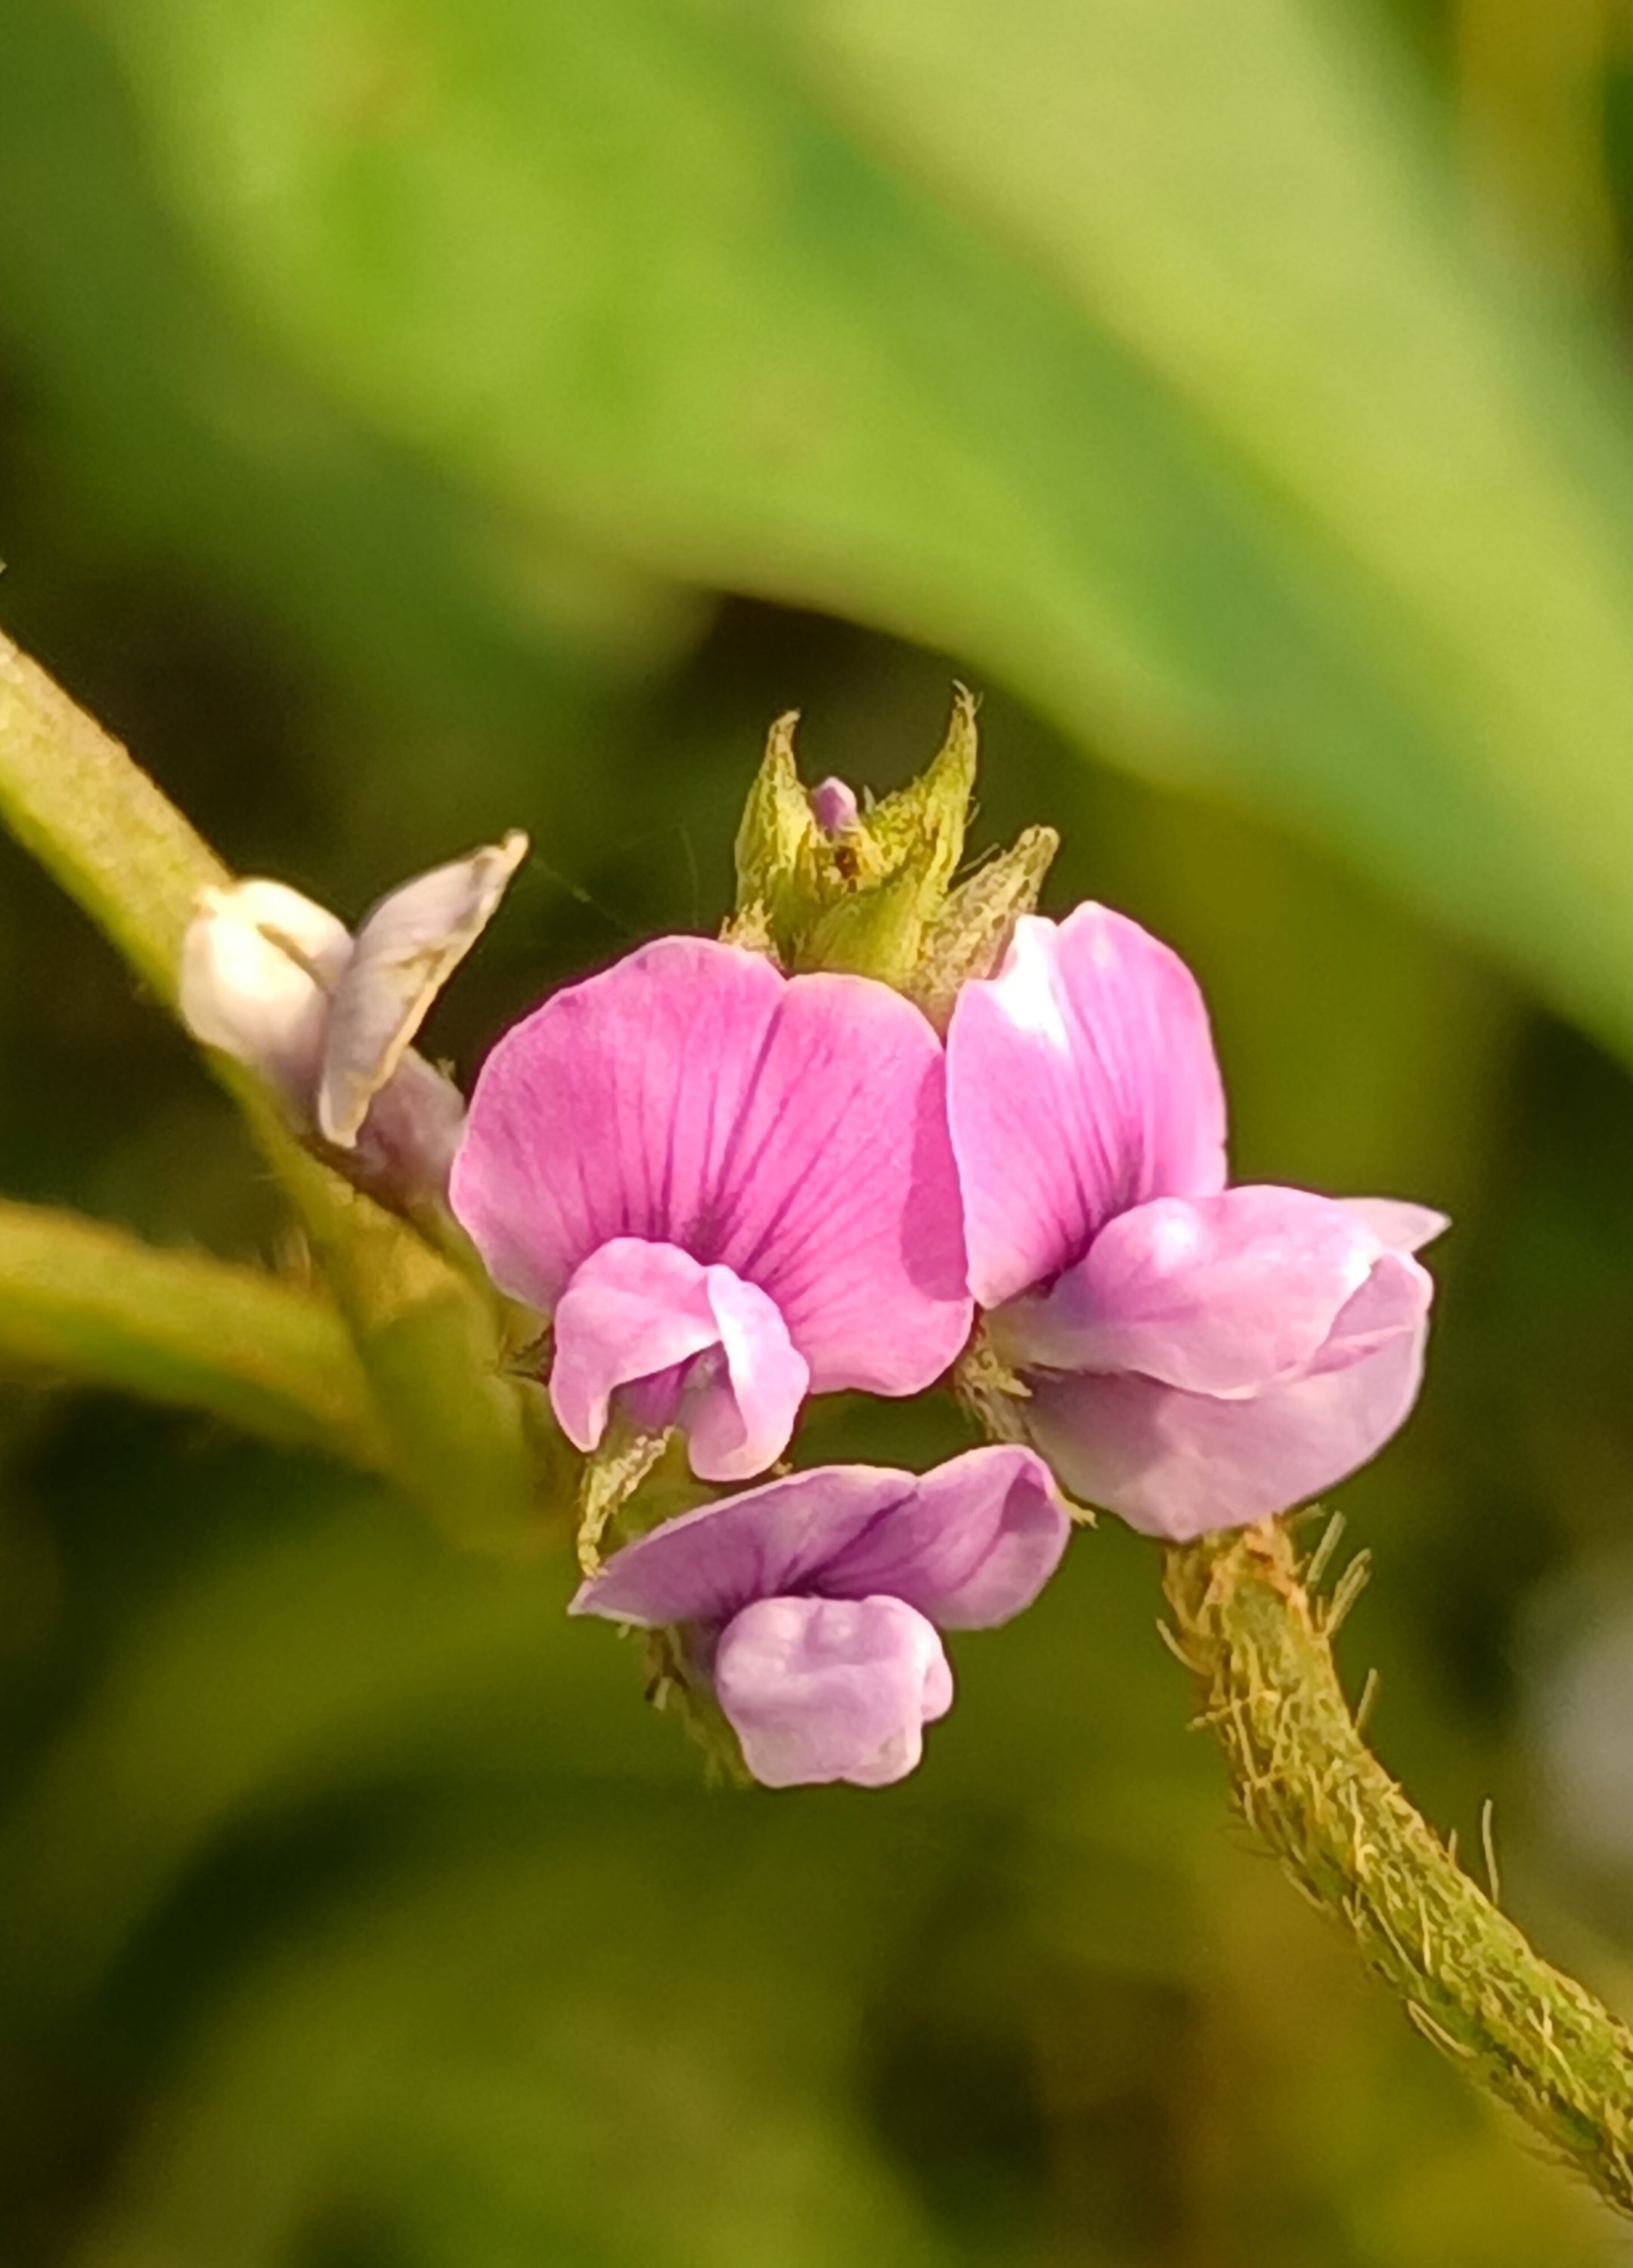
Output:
[572,1444,1068,1786]
[947,906,1446,1539]
[449,937,971,1483]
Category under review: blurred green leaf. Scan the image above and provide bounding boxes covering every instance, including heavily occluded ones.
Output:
[70,1824,953,2268]
[89,0,1633,1059]
[0,1489,640,2015]
[0,1,688,760]
[0,1197,386,1469]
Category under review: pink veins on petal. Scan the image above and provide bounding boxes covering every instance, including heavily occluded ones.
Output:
[449,937,971,1479]
[947,906,1447,1539]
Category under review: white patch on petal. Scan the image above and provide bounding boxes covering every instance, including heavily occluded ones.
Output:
[1146,1207,1201,1273]
[1338,1236,1380,1299]
[179,880,348,1073]
[990,919,1071,1053]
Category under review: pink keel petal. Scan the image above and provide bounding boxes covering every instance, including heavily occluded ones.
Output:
[713,1595,953,1788]
[948,907,1228,1310]
[1027,1305,1430,1540]
[1000,1186,1384,1395]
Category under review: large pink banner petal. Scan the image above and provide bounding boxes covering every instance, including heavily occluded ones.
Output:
[948,906,1227,1309]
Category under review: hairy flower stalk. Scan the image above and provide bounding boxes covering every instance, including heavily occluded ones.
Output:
[1163,1517,1633,2214]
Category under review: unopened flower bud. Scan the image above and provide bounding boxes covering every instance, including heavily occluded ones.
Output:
[808,776,859,835]
[179,834,528,1210]
[179,880,349,1111]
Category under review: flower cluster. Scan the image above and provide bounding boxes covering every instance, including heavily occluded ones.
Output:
[184,730,1444,1792]
[447,882,1442,1789]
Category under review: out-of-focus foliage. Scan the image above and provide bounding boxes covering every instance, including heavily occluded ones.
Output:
[8,0,1633,2261]
[78,0,1633,1059]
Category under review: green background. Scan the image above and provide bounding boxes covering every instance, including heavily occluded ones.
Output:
[8,0,1633,2257]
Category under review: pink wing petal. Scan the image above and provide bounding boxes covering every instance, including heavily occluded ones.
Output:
[549,1239,721,1453]
[999,1186,1384,1395]
[1300,1250,1434,1375]
[569,1464,913,1629]
[947,907,1228,1309]
[819,1444,1069,1628]
[550,1239,811,1479]
[712,1594,953,1788]
[686,1267,812,1482]
[1026,1297,1431,1541]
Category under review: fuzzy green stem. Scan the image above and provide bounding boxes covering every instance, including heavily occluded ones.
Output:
[1164,1518,1633,2214]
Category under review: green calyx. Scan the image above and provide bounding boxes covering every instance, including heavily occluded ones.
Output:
[728,687,1058,1024]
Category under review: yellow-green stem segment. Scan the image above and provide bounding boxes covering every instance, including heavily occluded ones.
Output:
[1164,1518,1633,2214]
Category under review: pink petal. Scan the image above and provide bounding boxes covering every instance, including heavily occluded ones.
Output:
[947,907,1228,1309]
[712,1594,953,1788]
[1025,1273,1432,1539]
[674,962,969,1392]
[1300,1250,1433,1375]
[1339,1198,1449,1256]
[549,1238,810,1479]
[450,937,970,1395]
[818,1444,1069,1628]
[686,1266,813,1483]
[549,1239,721,1453]
[450,940,783,1312]
[318,832,526,1146]
[998,1186,1384,1395]
[570,1464,913,1629]
[349,1048,468,1204]
[569,1444,1069,1632]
